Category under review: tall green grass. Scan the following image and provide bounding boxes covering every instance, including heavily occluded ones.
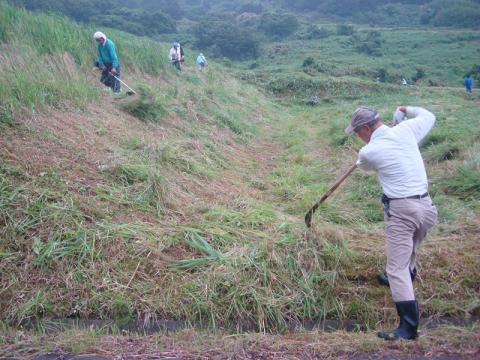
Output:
[0,1,169,112]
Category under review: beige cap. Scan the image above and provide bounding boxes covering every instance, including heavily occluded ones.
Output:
[345,106,380,134]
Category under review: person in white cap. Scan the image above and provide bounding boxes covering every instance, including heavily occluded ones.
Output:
[345,106,438,341]
[93,31,121,93]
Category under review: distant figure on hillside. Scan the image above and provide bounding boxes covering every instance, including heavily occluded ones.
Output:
[179,42,185,63]
[464,74,473,93]
[93,31,121,94]
[196,53,207,71]
[402,78,408,86]
[170,42,182,71]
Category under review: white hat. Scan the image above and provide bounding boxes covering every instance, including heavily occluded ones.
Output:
[93,31,106,40]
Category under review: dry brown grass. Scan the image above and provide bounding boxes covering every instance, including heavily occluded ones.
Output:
[1,325,479,360]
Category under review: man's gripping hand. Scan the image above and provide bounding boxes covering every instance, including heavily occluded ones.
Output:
[393,106,407,125]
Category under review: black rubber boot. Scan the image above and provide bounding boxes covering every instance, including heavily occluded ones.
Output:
[377,273,390,286]
[378,300,419,340]
[377,268,416,287]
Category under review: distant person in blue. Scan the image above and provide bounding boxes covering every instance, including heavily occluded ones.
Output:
[464,74,473,93]
[196,53,207,71]
[94,31,121,93]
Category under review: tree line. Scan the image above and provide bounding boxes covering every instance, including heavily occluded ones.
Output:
[9,0,480,61]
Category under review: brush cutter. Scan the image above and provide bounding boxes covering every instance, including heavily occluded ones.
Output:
[110,73,136,95]
[305,164,357,228]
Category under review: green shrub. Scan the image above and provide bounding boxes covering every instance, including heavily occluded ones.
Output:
[92,8,176,36]
[337,24,355,36]
[304,25,331,39]
[12,0,177,36]
[412,68,426,83]
[302,57,327,75]
[258,12,299,38]
[193,18,260,60]
[424,0,480,28]
[468,64,480,81]
[352,31,383,57]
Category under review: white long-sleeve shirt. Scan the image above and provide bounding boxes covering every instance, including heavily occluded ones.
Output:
[169,47,181,61]
[356,106,436,198]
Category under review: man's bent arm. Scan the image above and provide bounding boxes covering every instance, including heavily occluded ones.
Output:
[403,106,436,143]
[356,148,375,172]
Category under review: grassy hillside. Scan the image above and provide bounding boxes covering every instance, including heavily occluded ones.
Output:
[238,26,480,94]
[0,3,479,351]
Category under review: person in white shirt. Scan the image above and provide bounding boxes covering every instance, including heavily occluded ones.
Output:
[345,106,438,341]
[196,53,207,71]
[169,42,182,71]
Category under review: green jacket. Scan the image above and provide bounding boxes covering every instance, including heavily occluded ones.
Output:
[97,39,119,68]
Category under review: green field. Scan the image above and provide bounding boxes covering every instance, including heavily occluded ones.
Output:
[1,2,479,358]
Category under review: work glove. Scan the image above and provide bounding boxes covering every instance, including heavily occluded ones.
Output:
[393,106,407,125]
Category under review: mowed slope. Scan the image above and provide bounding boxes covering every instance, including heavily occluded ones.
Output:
[1,2,479,342]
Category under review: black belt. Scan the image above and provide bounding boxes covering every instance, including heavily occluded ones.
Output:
[382,192,429,216]
[386,192,429,201]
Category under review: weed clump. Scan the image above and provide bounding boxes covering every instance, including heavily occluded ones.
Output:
[121,85,167,123]
[425,142,461,162]
[302,57,327,75]
[0,104,15,127]
[169,231,225,271]
[443,166,480,200]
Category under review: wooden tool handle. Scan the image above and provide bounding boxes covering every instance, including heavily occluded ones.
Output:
[305,163,357,227]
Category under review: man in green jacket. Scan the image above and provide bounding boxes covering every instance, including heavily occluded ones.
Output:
[94,31,121,93]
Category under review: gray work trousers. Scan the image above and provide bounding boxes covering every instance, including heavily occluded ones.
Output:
[384,196,438,302]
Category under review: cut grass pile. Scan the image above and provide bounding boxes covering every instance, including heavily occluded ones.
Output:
[120,85,168,123]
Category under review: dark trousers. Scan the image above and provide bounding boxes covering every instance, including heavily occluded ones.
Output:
[172,60,181,71]
[100,63,121,93]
